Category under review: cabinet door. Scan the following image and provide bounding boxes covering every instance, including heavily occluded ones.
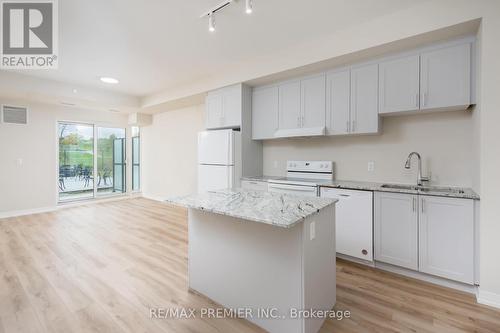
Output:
[326,69,350,135]
[278,80,301,130]
[301,74,326,129]
[374,192,418,270]
[420,43,471,110]
[379,55,420,114]
[205,93,224,129]
[419,196,474,284]
[252,86,279,140]
[222,87,242,128]
[350,64,379,134]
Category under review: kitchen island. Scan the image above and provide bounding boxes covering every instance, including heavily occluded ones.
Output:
[167,189,337,333]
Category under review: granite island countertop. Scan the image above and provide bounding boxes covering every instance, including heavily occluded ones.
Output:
[166,189,337,228]
[241,176,480,200]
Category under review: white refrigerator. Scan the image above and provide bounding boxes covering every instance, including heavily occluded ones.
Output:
[198,129,241,193]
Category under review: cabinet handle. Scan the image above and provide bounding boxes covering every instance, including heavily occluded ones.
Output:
[351,120,356,132]
[416,93,419,108]
[423,92,428,107]
[297,116,300,127]
[412,197,415,212]
[421,198,425,213]
[301,116,304,127]
[346,121,350,133]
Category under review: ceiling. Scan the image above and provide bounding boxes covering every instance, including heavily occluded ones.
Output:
[2,0,422,105]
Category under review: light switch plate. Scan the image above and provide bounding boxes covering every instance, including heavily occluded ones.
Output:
[367,161,375,172]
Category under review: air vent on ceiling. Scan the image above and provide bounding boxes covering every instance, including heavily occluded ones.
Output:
[2,105,28,124]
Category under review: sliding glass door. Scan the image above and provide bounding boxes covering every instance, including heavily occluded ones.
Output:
[58,123,126,202]
[131,127,140,192]
[97,127,126,196]
[58,123,94,202]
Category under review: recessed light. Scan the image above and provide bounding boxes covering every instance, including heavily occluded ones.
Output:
[72,89,78,93]
[100,77,119,84]
[61,102,76,106]
[109,109,120,113]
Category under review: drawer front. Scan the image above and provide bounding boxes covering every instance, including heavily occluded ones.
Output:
[241,180,268,192]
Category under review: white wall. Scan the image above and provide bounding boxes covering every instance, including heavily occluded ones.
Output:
[263,110,475,187]
[141,104,204,200]
[0,100,128,214]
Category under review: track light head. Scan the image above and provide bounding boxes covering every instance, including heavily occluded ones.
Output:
[208,12,216,32]
[245,0,253,14]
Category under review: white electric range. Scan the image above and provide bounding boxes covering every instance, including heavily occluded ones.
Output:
[268,161,334,197]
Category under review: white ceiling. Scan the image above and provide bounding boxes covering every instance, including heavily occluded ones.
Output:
[3,0,421,102]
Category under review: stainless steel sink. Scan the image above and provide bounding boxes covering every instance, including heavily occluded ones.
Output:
[381,184,465,194]
[380,184,419,191]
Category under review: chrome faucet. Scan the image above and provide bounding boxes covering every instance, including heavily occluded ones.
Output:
[405,152,430,186]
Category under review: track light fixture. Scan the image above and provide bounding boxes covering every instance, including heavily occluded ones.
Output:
[245,0,253,14]
[208,12,216,32]
[200,0,254,33]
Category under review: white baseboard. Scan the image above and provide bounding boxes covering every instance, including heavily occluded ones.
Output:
[0,206,57,219]
[337,253,375,267]
[477,289,500,309]
[141,194,167,202]
[374,261,478,295]
[0,193,142,220]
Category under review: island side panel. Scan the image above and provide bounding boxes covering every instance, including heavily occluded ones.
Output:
[301,205,337,333]
[188,208,304,333]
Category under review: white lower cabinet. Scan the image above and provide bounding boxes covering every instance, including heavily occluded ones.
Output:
[419,195,474,284]
[374,192,418,270]
[374,192,475,284]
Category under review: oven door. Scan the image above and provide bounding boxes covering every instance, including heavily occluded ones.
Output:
[268,183,318,197]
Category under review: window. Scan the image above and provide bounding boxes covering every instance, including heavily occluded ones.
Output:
[58,122,126,202]
[132,126,140,191]
[58,123,94,202]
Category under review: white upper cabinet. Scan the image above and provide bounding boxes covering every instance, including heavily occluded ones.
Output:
[350,63,379,134]
[420,43,471,110]
[205,84,242,130]
[419,196,474,284]
[326,69,350,135]
[222,85,242,128]
[275,75,326,138]
[374,192,418,270]
[206,92,224,129]
[379,55,420,114]
[252,85,279,140]
[301,73,326,129]
[250,38,475,139]
[278,80,301,131]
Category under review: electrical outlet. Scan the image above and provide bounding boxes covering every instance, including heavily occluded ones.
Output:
[367,161,375,172]
[310,221,316,240]
[16,158,23,166]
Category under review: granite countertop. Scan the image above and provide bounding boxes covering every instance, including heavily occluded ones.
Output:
[241,175,285,182]
[241,176,480,200]
[166,189,337,228]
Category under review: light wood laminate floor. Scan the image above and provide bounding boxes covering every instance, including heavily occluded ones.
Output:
[0,198,499,333]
